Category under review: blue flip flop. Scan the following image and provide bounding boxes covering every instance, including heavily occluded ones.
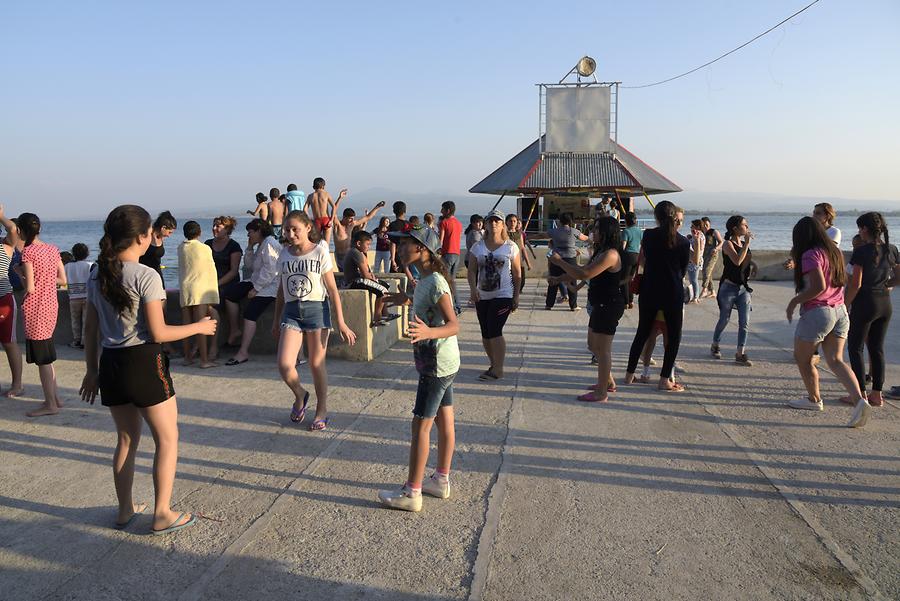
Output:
[290,391,310,423]
[152,512,197,536]
[113,503,147,530]
[308,417,329,431]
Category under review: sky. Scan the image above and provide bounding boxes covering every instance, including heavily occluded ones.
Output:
[2,0,899,219]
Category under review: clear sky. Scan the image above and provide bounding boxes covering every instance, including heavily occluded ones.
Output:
[2,0,899,218]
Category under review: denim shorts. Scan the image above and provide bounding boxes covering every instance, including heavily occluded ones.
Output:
[322,299,332,329]
[796,304,849,343]
[281,300,326,332]
[413,372,456,419]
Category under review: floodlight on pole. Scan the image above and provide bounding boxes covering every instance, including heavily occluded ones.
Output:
[559,56,598,84]
[576,56,596,77]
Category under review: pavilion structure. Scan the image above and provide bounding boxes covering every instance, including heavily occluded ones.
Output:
[469,58,681,231]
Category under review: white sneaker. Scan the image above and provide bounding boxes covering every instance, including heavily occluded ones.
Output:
[378,486,422,512]
[847,398,871,428]
[787,398,824,411]
[422,474,450,499]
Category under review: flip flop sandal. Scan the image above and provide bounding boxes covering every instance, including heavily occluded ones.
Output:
[308,417,329,431]
[478,370,499,381]
[152,512,198,536]
[290,392,310,423]
[659,383,686,392]
[588,384,617,392]
[114,503,147,530]
[225,358,248,366]
[577,392,608,403]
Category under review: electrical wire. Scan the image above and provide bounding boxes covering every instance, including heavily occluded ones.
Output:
[622,0,822,89]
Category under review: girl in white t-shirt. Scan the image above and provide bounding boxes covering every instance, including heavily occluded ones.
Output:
[466,210,521,381]
[273,211,356,431]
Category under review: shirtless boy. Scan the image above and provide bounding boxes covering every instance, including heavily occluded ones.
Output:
[332,198,385,271]
[268,187,285,240]
[304,178,340,243]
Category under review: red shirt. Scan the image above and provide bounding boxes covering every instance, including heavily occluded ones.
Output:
[440,216,462,255]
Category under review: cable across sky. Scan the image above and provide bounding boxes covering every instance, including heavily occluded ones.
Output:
[622,0,823,89]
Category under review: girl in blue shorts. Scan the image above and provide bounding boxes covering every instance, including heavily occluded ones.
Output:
[273,211,356,431]
[378,226,460,512]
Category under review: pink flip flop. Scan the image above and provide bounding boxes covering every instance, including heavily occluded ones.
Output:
[577,392,608,403]
[588,384,617,393]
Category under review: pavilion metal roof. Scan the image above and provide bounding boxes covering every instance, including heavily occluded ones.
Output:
[469,137,681,197]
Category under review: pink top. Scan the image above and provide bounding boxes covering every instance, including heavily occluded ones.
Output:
[801,247,844,310]
[21,242,61,340]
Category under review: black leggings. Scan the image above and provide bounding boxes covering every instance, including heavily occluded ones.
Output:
[848,292,892,391]
[627,295,684,379]
[546,258,578,309]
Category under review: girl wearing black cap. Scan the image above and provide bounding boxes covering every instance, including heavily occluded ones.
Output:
[467,210,521,381]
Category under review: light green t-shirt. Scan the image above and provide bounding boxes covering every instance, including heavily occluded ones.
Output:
[412,272,460,377]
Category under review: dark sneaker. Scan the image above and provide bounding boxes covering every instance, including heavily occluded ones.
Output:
[735,353,752,366]
[710,344,722,359]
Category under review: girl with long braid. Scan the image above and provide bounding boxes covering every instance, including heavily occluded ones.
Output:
[80,205,217,533]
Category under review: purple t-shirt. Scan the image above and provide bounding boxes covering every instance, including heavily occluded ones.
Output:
[801,247,844,310]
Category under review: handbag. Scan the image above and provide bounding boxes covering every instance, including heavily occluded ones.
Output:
[629,273,642,296]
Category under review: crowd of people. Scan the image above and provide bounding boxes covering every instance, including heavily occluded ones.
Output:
[0,190,897,525]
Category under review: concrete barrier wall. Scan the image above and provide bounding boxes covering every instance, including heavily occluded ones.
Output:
[19,273,409,362]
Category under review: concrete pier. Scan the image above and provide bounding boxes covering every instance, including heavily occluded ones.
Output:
[0,281,897,600]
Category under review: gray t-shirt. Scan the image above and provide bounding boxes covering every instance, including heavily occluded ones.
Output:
[342,247,367,284]
[549,226,579,259]
[87,262,167,348]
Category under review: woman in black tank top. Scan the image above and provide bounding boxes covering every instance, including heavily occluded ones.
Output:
[548,217,625,402]
[711,215,754,365]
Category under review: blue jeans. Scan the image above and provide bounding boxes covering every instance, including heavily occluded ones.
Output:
[713,280,751,349]
[687,263,702,301]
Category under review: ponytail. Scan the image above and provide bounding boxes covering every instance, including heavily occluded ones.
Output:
[98,205,153,315]
[16,213,41,246]
[856,211,892,267]
[653,201,679,249]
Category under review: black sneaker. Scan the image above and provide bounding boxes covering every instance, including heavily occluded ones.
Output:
[710,344,722,359]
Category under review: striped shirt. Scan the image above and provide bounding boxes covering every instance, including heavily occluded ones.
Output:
[0,245,14,297]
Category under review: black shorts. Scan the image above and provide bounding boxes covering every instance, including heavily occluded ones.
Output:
[475,297,513,339]
[99,343,175,408]
[349,278,389,299]
[26,339,56,365]
[224,281,275,322]
[588,300,625,335]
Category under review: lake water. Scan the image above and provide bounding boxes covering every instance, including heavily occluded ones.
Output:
[28,212,900,286]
